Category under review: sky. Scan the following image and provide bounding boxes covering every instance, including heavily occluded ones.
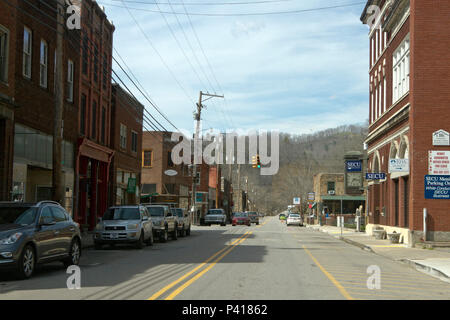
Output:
[97,0,370,136]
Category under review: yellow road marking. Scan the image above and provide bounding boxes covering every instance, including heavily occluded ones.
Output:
[339,281,450,293]
[302,245,354,300]
[147,232,249,300]
[320,269,438,280]
[164,232,252,300]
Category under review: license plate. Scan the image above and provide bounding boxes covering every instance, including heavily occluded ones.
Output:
[110,233,118,239]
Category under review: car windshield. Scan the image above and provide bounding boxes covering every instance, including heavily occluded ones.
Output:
[103,208,140,220]
[207,209,223,215]
[175,209,183,217]
[0,207,37,226]
[147,206,165,217]
[289,214,300,218]
[234,212,247,217]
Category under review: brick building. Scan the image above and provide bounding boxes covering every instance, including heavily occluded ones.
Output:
[313,173,366,217]
[141,131,192,210]
[0,0,79,215]
[74,0,115,230]
[110,83,143,205]
[361,0,450,245]
[0,0,17,201]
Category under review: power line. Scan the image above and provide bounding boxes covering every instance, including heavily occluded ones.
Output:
[119,0,197,108]
[110,0,295,6]
[99,1,366,16]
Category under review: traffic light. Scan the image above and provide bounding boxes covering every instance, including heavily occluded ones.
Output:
[252,155,261,168]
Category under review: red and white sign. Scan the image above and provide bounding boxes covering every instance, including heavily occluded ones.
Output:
[429,151,450,175]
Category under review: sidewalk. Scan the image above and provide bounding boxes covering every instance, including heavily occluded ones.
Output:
[306,224,450,283]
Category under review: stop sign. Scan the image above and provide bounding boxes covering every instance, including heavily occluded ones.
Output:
[308,204,312,209]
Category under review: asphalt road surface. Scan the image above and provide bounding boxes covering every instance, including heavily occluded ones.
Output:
[1,216,449,300]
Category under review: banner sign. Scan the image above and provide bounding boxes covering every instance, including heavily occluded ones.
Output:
[346,160,362,172]
[389,159,409,173]
[307,192,315,201]
[127,178,136,194]
[366,173,386,180]
[425,175,450,199]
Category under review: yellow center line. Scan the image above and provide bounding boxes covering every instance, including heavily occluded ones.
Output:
[147,231,249,300]
[164,232,253,300]
[302,245,354,300]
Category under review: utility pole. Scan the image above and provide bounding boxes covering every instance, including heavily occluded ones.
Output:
[52,0,65,204]
[237,164,241,211]
[191,91,224,224]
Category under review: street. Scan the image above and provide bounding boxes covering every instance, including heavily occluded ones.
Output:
[1,216,449,300]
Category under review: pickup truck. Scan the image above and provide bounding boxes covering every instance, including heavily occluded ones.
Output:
[204,208,227,226]
[170,208,191,237]
[144,204,177,242]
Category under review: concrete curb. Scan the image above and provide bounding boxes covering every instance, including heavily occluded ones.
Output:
[400,259,450,283]
[339,236,374,253]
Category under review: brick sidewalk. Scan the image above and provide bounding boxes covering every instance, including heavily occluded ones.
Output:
[306,224,450,283]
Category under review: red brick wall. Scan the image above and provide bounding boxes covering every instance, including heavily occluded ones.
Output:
[410,0,450,232]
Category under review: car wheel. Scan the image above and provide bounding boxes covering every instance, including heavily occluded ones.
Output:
[135,232,144,249]
[256,222,259,225]
[180,226,186,237]
[160,228,168,243]
[172,225,178,240]
[17,245,35,280]
[63,239,81,267]
[146,232,154,246]
[186,226,191,236]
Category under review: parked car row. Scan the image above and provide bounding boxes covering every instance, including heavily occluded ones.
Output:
[94,204,191,249]
[0,201,192,280]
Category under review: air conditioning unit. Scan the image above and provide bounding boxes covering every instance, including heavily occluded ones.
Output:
[328,190,335,195]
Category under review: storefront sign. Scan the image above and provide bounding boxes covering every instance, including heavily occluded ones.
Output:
[307,192,315,201]
[429,151,450,175]
[346,160,362,172]
[388,159,409,173]
[425,175,450,199]
[433,130,450,146]
[366,173,386,180]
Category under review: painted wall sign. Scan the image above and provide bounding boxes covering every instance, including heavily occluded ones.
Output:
[425,175,450,199]
[433,130,450,146]
[388,159,409,173]
[429,151,450,175]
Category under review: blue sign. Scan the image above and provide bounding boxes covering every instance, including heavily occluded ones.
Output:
[425,175,450,199]
[366,173,386,180]
[346,160,362,172]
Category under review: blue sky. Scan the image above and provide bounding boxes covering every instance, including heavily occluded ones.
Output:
[98,0,370,135]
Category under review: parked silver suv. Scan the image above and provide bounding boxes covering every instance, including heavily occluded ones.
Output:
[94,205,153,249]
[171,208,191,237]
[144,205,177,242]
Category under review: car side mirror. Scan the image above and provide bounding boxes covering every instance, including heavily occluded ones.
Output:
[40,217,55,226]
